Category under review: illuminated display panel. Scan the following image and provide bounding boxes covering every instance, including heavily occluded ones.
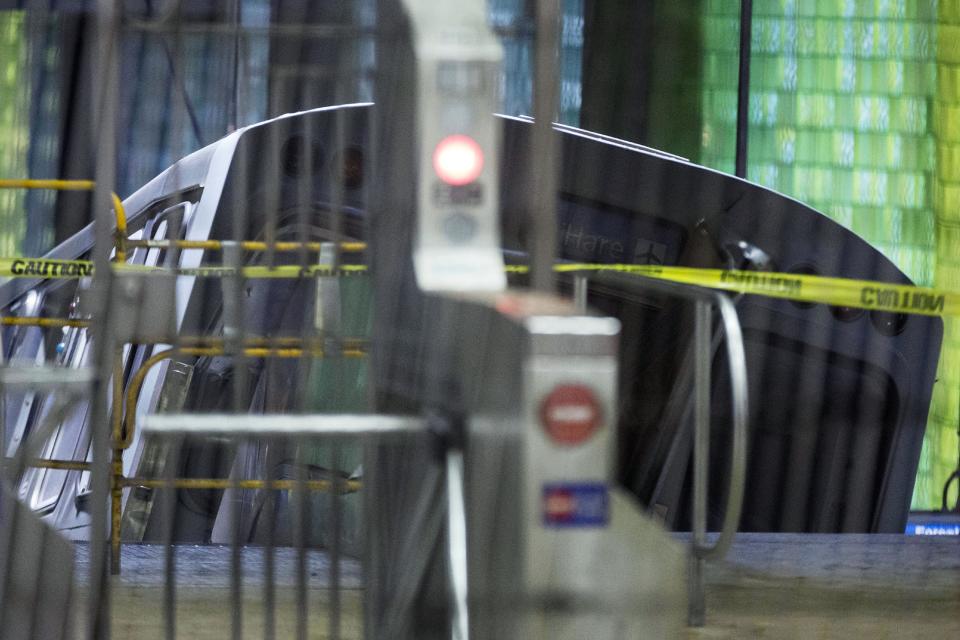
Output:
[0,11,29,257]
[698,0,957,510]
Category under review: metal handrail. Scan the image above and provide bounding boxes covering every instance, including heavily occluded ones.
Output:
[585,270,749,626]
[687,291,748,561]
[586,271,749,546]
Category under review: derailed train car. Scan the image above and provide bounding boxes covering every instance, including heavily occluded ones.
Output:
[0,104,942,543]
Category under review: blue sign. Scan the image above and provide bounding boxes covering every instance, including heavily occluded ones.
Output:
[905,522,960,536]
[542,482,609,527]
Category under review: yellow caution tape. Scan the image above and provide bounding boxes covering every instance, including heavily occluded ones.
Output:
[0,258,95,278]
[521,264,957,318]
[2,257,958,318]
[0,257,367,280]
[160,264,370,278]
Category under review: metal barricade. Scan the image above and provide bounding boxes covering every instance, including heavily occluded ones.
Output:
[0,350,94,640]
[584,270,750,626]
[140,413,428,640]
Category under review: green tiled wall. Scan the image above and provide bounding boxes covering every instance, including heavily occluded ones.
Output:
[929,0,960,511]
[0,10,28,257]
[701,0,958,510]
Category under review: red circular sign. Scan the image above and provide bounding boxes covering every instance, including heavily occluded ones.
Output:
[540,384,603,445]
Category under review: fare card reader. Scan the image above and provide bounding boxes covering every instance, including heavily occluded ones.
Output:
[403,0,506,292]
[457,292,687,638]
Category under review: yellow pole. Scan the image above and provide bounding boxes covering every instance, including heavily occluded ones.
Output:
[0,179,128,261]
[111,347,125,575]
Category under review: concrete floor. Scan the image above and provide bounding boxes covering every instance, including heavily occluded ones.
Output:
[686,534,960,639]
[72,534,959,639]
[74,545,364,639]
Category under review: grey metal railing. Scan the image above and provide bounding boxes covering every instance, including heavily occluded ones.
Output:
[141,412,475,640]
[584,270,750,627]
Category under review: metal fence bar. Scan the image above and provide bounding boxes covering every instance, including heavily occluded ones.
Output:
[734,0,754,179]
[162,435,183,640]
[230,439,244,640]
[530,0,561,292]
[0,367,96,389]
[118,477,361,492]
[292,439,309,640]
[142,414,426,437]
[124,239,367,252]
[263,448,277,640]
[294,72,319,640]
[328,440,342,640]
[446,447,469,640]
[87,0,122,633]
[689,299,711,626]
[573,274,588,313]
[225,58,251,635]
[328,95,349,640]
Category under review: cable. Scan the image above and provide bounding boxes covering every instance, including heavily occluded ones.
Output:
[144,0,206,147]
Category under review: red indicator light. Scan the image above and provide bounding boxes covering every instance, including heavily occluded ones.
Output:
[433,134,484,186]
[540,384,603,446]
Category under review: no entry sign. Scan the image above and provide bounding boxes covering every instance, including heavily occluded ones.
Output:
[540,383,603,445]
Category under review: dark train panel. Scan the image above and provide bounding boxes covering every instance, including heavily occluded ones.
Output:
[0,105,941,539]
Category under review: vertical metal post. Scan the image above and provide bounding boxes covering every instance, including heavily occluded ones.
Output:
[87,0,121,637]
[0,322,6,471]
[689,300,711,626]
[263,447,277,640]
[734,0,753,179]
[229,0,242,132]
[162,436,183,640]
[331,85,347,273]
[328,441,342,640]
[446,448,469,640]
[110,349,125,574]
[229,440,244,640]
[292,440,309,640]
[531,0,561,292]
[573,275,588,313]
[222,240,246,640]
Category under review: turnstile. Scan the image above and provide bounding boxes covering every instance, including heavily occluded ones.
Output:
[364,1,690,637]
